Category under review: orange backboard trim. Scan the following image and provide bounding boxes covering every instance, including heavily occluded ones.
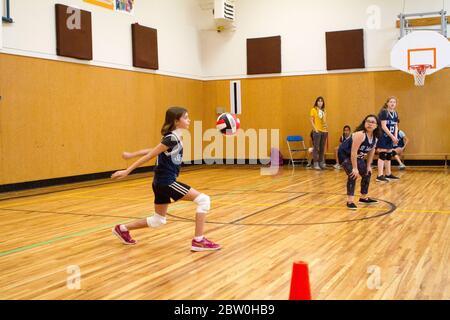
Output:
[407,48,437,69]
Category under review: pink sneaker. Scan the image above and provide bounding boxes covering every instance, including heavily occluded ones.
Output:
[112,225,136,245]
[191,237,221,252]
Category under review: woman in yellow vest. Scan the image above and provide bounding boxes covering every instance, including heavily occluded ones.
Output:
[310,96,328,170]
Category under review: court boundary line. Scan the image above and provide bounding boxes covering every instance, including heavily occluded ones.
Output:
[1,165,445,203]
[167,191,397,226]
[3,166,448,259]
[230,193,309,224]
[0,192,394,258]
[0,165,209,202]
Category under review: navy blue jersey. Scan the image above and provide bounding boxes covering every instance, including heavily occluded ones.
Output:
[153,132,183,185]
[338,132,377,160]
[339,134,351,144]
[379,109,399,138]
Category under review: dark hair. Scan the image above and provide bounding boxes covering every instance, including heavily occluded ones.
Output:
[161,106,188,136]
[314,96,325,110]
[355,114,382,139]
[342,125,351,137]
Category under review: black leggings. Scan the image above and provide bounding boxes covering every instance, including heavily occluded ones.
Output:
[341,158,371,196]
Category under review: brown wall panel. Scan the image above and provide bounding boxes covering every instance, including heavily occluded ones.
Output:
[132,23,159,70]
[247,36,282,75]
[326,29,365,70]
[55,4,93,60]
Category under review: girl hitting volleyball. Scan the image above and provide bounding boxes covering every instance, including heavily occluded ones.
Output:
[111,106,221,252]
[338,115,381,210]
[376,97,400,182]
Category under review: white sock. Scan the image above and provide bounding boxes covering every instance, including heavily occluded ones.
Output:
[120,225,128,232]
[194,236,204,242]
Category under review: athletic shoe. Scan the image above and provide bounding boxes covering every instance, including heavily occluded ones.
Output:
[399,164,406,170]
[191,237,221,252]
[385,174,400,181]
[112,225,136,245]
[333,164,341,170]
[376,175,389,182]
[313,164,321,170]
[320,164,327,170]
[347,202,357,210]
[359,198,379,204]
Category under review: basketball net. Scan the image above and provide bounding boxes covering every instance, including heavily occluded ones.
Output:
[410,64,431,87]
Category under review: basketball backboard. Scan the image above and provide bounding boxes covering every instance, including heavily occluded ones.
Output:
[391,30,450,76]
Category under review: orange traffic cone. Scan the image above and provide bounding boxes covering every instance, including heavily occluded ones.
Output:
[289,261,312,300]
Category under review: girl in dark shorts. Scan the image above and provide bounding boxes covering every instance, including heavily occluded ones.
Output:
[376,97,400,182]
[338,115,381,210]
[111,107,220,252]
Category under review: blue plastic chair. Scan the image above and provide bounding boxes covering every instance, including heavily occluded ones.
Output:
[286,135,308,167]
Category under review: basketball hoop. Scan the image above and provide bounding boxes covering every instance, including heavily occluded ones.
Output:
[410,64,432,86]
[391,31,450,86]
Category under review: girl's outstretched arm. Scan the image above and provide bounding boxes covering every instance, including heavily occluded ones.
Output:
[122,149,152,160]
[112,144,168,180]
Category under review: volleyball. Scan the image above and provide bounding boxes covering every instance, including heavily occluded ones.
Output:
[216,113,240,135]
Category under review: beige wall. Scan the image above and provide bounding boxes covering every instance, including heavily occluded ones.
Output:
[203,70,450,160]
[0,54,204,184]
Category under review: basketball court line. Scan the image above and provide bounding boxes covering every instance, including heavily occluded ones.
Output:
[0,163,416,209]
[3,168,446,259]
[0,222,121,258]
[3,187,446,259]
[0,191,351,258]
[0,179,151,210]
[228,193,309,224]
[0,165,234,207]
[0,179,134,203]
[0,165,206,203]
[66,194,151,202]
[0,183,450,214]
[0,206,191,258]
[203,188,450,214]
[0,208,145,220]
[0,191,395,213]
[0,174,150,202]
[0,171,296,212]
[0,178,441,216]
[168,196,397,227]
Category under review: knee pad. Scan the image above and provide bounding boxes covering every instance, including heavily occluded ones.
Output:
[379,152,387,160]
[392,150,397,157]
[194,194,210,214]
[386,152,393,161]
[147,214,167,228]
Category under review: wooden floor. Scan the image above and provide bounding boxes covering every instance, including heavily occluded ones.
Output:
[0,166,449,300]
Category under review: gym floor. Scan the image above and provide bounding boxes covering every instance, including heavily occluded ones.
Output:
[0,166,448,299]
